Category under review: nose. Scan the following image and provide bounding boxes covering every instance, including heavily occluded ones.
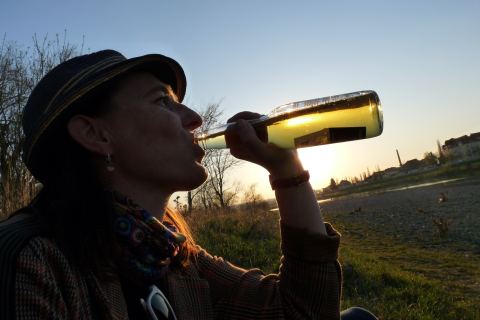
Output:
[178,104,203,131]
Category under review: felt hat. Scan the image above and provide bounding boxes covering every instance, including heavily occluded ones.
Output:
[22,49,186,181]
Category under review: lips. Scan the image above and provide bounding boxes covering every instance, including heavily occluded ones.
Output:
[193,143,205,162]
[188,132,205,162]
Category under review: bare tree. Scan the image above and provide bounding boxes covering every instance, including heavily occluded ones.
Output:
[242,183,263,214]
[206,148,241,209]
[188,103,242,213]
[187,103,222,212]
[191,182,216,213]
[0,33,81,219]
[423,152,438,166]
[329,178,337,190]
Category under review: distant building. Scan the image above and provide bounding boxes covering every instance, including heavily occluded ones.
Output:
[442,132,480,160]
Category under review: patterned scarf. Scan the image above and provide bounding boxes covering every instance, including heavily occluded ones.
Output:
[110,191,186,282]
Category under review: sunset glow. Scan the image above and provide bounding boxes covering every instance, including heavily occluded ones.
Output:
[297,144,337,189]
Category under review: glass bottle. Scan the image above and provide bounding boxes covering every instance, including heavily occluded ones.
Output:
[196,90,383,149]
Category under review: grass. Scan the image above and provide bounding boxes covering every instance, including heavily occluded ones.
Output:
[338,227,480,319]
[187,211,281,272]
[187,210,479,320]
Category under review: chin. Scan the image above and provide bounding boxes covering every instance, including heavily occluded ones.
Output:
[177,167,208,191]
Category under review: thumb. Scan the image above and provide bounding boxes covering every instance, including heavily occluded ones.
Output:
[235,119,266,150]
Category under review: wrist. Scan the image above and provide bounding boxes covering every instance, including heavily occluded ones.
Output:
[266,154,304,179]
[269,170,310,190]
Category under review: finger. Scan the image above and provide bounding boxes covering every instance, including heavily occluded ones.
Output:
[227,112,264,123]
[232,119,266,151]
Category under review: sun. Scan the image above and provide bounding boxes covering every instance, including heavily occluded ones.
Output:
[297,144,337,190]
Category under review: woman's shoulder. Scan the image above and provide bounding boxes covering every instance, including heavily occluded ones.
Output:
[8,219,80,277]
[16,235,87,296]
[0,212,68,279]
[0,212,58,319]
[0,212,69,276]
[18,235,63,262]
[0,212,49,256]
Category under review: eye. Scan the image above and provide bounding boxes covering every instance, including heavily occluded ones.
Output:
[153,93,172,106]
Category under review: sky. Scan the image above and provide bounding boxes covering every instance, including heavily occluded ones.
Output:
[1,0,479,200]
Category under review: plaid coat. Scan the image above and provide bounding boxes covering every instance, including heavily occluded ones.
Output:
[5,214,341,319]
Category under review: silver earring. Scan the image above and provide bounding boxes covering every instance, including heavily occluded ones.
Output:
[106,153,115,172]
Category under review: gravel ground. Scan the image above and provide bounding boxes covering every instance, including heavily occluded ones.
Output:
[320,177,480,253]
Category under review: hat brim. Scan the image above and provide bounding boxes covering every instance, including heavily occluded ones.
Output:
[117,54,187,102]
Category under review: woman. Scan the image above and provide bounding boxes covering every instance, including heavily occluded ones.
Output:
[0,50,375,319]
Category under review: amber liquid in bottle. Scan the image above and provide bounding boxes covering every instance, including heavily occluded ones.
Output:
[196,91,383,149]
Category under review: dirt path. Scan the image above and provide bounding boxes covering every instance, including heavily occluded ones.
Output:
[320,177,480,252]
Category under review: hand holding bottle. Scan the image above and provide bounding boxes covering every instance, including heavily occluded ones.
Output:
[225,112,304,178]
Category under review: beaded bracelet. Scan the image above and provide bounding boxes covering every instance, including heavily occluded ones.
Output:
[269,170,310,190]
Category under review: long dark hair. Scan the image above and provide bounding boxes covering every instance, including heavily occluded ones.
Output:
[28,72,198,281]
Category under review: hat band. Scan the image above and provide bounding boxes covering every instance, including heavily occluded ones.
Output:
[43,55,125,114]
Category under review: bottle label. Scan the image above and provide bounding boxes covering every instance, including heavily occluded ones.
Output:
[294,127,367,148]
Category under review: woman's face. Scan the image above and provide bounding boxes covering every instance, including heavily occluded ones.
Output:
[99,71,207,192]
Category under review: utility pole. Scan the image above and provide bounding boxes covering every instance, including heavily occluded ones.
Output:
[396,149,403,167]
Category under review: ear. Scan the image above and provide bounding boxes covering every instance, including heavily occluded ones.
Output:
[67,115,112,156]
